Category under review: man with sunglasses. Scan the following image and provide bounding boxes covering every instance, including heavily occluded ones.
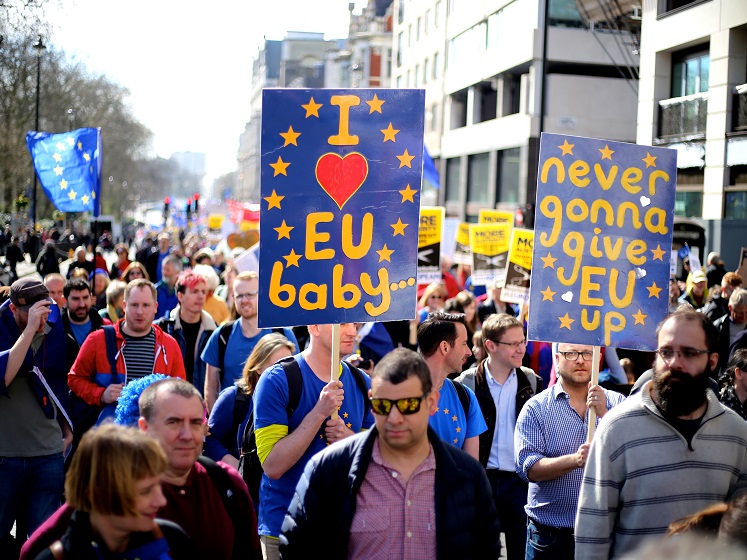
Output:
[456,313,543,560]
[575,308,747,559]
[515,340,625,559]
[280,348,500,559]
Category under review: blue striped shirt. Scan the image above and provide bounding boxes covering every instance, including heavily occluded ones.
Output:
[514,382,626,529]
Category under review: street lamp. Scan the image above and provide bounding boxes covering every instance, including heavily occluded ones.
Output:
[31,35,46,226]
[67,107,76,131]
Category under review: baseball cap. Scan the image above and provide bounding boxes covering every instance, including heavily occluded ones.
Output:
[691,270,707,283]
[10,278,53,310]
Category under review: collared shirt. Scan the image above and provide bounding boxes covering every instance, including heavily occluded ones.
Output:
[348,439,437,560]
[485,363,517,471]
[515,382,626,529]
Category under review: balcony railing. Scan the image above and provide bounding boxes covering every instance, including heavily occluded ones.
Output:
[733,84,747,132]
[658,92,708,140]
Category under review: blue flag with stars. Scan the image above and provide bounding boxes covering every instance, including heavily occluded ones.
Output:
[259,89,425,328]
[26,127,102,216]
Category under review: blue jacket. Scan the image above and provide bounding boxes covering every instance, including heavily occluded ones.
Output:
[204,384,251,462]
[155,280,178,320]
[154,307,216,395]
[280,427,501,559]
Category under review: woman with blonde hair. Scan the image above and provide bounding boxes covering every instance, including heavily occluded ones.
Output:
[121,261,150,283]
[417,281,447,323]
[204,333,295,469]
[31,424,193,559]
[98,280,127,325]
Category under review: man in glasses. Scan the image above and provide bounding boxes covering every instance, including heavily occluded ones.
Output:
[456,313,543,560]
[575,308,747,559]
[417,311,487,460]
[201,271,299,411]
[280,348,500,559]
[515,340,625,559]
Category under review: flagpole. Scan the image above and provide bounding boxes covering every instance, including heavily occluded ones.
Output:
[31,35,46,226]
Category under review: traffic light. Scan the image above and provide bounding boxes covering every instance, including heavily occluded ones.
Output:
[163,196,170,218]
[193,193,200,214]
[186,198,193,216]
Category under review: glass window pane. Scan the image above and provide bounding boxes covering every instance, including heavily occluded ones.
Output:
[699,55,709,93]
[685,59,698,95]
[467,153,490,203]
[674,191,703,217]
[498,148,521,204]
[445,158,461,202]
[672,62,684,97]
[725,191,747,219]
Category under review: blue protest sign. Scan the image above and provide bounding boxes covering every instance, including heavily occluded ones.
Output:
[527,133,677,350]
[259,89,425,328]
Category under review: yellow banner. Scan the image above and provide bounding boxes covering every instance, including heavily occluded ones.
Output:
[479,209,515,226]
[502,228,534,303]
[469,223,512,286]
[418,207,444,283]
[453,222,472,265]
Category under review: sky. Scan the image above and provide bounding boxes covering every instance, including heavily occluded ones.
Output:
[47,0,368,188]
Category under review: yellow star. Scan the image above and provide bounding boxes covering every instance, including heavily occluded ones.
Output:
[558,139,574,156]
[68,190,77,201]
[632,309,647,325]
[558,313,574,330]
[92,191,96,199]
[599,144,615,160]
[279,126,301,147]
[301,97,322,117]
[366,94,385,114]
[399,184,417,203]
[346,422,352,429]
[283,249,302,268]
[83,152,91,162]
[642,152,657,168]
[59,179,68,190]
[376,244,394,262]
[343,412,349,418]
[54,165,63,176]
[81,194,89,205]
[319,434,324,439]
[541,253,557,269]
[396,149,415,168]
[381,122,399,142]
[647,282,662,299]
[270,156,290,177]
[391,218,408,236]
[541,286,556,301]
[452,415,457,422]
[77,141,83,150]
[443,408,450,415]
[66,136,75,147]
[651,244,666,261]
[53,153,62,162]
[274,220,294,240]
[264,190,284,210]
[455,427,461,433]
[453,438,458,444]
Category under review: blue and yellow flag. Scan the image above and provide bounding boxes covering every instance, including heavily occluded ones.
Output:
[26,128,102,216]
[259,89,425,327]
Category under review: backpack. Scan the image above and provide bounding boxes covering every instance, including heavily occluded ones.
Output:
[236,356,371,505]
[216,321,285,382]
[450,378,471,418]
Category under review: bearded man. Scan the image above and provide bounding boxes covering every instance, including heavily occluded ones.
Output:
[574,308,747,560]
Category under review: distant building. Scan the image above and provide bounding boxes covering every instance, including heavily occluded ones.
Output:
[171,151,206,176]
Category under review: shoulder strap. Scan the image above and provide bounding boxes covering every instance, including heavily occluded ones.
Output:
[232,389,249,442]
[49,540,64,560]
[345,363,372,417]
[521,366,538,393]
[450,378,471,418]
[272,327,284,335]
[279,356,304,417]
[217,320,237,380]
[103,325,118,376]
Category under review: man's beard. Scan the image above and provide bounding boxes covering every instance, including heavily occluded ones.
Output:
[652,364,711,417]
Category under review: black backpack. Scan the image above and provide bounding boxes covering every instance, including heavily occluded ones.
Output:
[217,320,285,382]
[236,356,371,505]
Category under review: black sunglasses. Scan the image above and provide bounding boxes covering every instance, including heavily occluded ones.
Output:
[370,392,430,416]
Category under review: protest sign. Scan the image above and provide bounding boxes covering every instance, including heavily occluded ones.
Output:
[502,228,534,304]
[479,209,514,225]
[470,223,512,286]
[452,222,472,265]
[418,207,444,284]
[258,89,425,328]
[442,217,459,261]
[527,133,676,350]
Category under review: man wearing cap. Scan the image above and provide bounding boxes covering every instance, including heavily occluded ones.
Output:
[0,278,71,555]
[679,269,709,310]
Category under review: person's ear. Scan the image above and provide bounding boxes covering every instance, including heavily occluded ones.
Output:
[137,417,148,432]
[708,351,719,373]
[427,390,439,416]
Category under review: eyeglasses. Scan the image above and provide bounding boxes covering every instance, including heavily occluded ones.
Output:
[370,392,430,416]
[655,348,710,361]
[559,351,594,361]
[493,339,528,349]
[234,291,258,300]
[429,294,444,300]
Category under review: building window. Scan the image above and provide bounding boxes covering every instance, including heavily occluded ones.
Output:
[660,0,709,16]
[467,153,491,204]
[397,0,404,23]
[433,52,439,79]
[725,191,747,219]
[498,148,521,204]
[406,69,411,87]
[549,0,584,28]
[396,75,402,88]
[672,49,709,97]
[414,64,420,87]
[423,59,429,85]
[674,191,703,217]
[408,24,412,47]
[431,104,439,132]
[397,32,403,67]
[425,9,430,34]
[417,17,421,40]
[445,157,461,202]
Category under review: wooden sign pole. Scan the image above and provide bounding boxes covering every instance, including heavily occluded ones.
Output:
[330,323,340,420]
[586,345,601,442]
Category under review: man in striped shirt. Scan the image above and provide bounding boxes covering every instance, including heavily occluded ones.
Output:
[575,308,747,559]
[515,342,625,560]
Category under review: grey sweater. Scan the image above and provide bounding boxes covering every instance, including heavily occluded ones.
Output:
[575,382,747,559]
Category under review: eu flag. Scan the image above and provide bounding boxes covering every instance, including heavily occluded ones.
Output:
[26,127,102,216]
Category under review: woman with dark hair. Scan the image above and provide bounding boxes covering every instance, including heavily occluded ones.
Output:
[667,492,747,549]
[718,349,747,419]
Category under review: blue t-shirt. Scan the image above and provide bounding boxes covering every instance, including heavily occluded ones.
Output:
[429,379,487,449]
[69,320,92,348]
[253,354,374,536]
[200,322,299,392]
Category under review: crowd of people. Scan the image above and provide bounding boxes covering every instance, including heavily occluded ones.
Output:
[1,229,747,560]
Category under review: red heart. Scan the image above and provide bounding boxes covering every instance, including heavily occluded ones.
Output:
[315,152,368,210]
